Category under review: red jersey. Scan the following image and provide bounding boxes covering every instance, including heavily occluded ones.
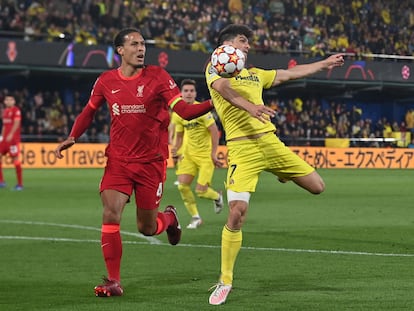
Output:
[88,65,181,162]
[2,105,21,143]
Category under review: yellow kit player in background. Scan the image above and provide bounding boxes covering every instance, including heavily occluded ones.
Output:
[168,111,184,186]
[205,24,345,305]
[171,79,224,229]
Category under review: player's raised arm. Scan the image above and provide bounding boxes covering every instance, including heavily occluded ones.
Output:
[169,96,214,120]
[272,53,345,86]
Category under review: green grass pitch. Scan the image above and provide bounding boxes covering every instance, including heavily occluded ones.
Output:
[0,168,413,310]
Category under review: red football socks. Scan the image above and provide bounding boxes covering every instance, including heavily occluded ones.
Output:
[101,223,122,282]
[15,161,22,186]
[154,211,174,235]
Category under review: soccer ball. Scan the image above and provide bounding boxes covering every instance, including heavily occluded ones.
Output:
[210,45,245,78]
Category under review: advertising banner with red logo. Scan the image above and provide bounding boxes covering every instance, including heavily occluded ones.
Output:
[2,143,414,169]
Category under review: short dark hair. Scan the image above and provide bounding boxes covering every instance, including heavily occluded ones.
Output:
[113,28,141,55]
[180,79,196,89]
[217,24,253,46]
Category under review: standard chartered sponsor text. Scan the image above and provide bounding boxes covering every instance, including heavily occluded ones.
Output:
[121,104,146,113]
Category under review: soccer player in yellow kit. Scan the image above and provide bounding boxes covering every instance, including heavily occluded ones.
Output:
[171,79,224,229]
[205,24,345,305]
[168,111,183,186]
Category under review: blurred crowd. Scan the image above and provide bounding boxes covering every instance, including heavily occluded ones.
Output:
[0,87,111,143]
[1,0,414,58]
[1,87,413,147]
[1,0,414,147]
[269,97,414,147]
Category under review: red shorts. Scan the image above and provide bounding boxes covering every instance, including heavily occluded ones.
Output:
[0,141,20,157]
[100,158,167,210]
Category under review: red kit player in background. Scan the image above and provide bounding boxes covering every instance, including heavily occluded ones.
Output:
[0,94,23,191]
[54,28,214,297]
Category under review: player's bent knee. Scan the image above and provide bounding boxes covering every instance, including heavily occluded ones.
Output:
[195,189,207,198]
[177,183,190,192]
[138,226,156,236]
[137,222,157,236]
[309,180,325,194]
[296,172,325,195]
[310,187,324,195]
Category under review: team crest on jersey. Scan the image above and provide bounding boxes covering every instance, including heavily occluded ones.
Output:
[136,85,144,97]
[168,80,177,89]
[112,103,120,116]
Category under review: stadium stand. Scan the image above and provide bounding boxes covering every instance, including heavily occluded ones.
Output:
[1,0,413,58]
[0,85,410,148]
[0,0,413,147]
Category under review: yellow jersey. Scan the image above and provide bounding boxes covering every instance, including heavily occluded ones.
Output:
[205,63,277,141]
[170,111,186,155]
[172,101,216,156]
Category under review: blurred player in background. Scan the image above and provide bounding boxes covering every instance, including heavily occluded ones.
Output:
[205,24,345,305]
[54,28,213,298]
[168,111,182,186]
[171,79,223,229]
[0,94,23,191]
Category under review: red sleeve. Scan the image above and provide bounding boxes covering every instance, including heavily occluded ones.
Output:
[171,99,213,120]
[69,76,106,139]
[69,103,97,139]
[13,107,21,121]
[153,67,213,119]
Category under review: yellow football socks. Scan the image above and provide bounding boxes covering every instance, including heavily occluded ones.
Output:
[196,187,219,201]
[221,225,242,285]
[177,183,199,217]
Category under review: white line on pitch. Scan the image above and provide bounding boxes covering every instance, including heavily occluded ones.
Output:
[0,219,162,244]
[1,220,413,258]
[1,235,414,258]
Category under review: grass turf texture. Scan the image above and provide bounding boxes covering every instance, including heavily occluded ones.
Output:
[0,168,413,310]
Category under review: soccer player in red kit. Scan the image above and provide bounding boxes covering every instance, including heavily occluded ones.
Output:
[54,28,214,297]
[0,94,23,191]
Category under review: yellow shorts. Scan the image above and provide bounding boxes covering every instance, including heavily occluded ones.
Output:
[175,152,215,186]
[226,132,314,192]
